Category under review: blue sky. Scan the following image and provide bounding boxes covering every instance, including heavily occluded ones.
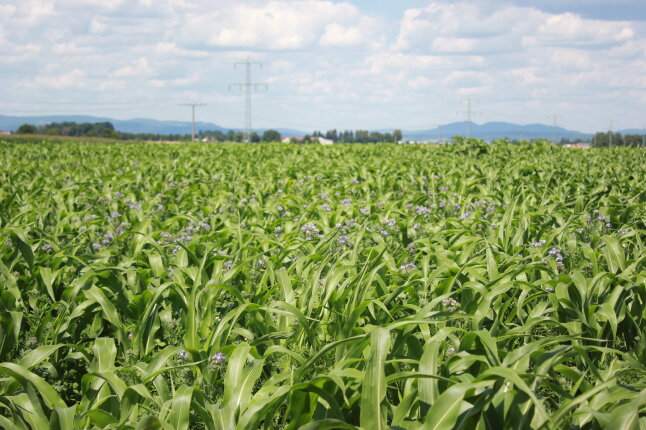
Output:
[1,0,644,133]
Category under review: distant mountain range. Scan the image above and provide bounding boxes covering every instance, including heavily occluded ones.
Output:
[1,114,641,141]
[402,121,593,141]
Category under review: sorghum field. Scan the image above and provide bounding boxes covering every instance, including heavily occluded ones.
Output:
[0,137,645,430]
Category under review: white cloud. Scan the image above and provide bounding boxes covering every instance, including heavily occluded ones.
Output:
[34,69,87,88]
[110,58,154,78]
[508,67,545,85]
[201,1,376,50]
[0,0,643,132]
[431,37,476,53]
[534,12,634,46]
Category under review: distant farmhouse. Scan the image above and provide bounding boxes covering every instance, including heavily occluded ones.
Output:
[282,136,334,145]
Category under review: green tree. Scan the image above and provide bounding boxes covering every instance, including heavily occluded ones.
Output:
[393,129,402,143]
[16,124,37,134]
[262,129,282,142]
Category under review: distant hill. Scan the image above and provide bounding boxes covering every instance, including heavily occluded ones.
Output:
[0,115,306,137]
[402,121,593,141]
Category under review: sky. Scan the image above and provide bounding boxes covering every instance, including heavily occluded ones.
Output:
[1,0,645,133]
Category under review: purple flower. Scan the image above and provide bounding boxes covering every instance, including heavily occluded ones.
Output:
[177,349,189,360]
[399,262,417,273]
[341,198,352,207]
[442,298,460,312]
[210,352,226,364]
[415,206,431,215]
[92,242,101,250]
[301,223,320,238]
[383,218,396,227]
[41,243,53,252]
[360,208,370,216]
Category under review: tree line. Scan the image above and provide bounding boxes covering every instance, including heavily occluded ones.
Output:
[591,131,645,147]
[15,122,284,142]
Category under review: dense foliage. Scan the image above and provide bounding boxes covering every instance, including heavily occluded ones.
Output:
[0,138,644,429]
[16,122,120,139]
[591,132,645,147]
[14,122,284,143]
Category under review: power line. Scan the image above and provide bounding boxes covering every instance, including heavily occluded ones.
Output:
[179,103,207,142]
[457,98,481,138]
[229,56,267,142]
[550,113,563,144]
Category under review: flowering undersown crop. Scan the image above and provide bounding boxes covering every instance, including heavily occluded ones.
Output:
[0,137,645,429]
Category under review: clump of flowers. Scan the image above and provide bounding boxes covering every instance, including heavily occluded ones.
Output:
[548,247,564,261]
[541,247,565,270]
[399,262,417,273]
[301,223,320,239]
[442,298,460,312]
[209,352,226,370]
[177,349,189,361]
[415,206,431,216]
[530,239,546,248]
[383,218,396,227]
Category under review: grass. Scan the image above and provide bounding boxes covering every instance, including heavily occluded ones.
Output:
[0,137,644,429]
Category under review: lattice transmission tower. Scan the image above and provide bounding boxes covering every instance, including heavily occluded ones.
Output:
[230,56,267,142]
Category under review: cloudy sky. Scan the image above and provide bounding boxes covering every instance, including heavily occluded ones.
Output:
[1,0,645,132]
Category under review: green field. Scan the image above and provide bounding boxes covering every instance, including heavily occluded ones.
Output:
[0,138,644,429]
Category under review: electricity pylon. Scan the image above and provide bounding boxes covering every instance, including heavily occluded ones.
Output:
[179,103,206,142]
[230,56,267,142]
[457,98,481,138]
